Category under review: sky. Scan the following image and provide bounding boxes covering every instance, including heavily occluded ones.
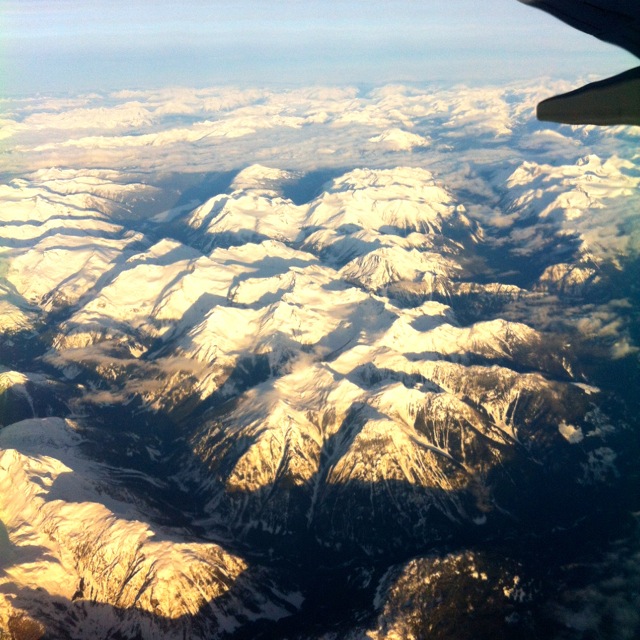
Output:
[1,0,637,95]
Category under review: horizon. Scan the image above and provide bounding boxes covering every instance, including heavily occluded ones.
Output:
[2,0,637,96]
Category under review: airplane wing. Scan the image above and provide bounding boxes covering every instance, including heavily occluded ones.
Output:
[518,0,640,57]
[518,0,640,125]
[537,66,640,125]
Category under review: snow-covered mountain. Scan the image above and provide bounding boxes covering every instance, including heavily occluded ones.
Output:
[0,418,298,639]
[1,84,638,639]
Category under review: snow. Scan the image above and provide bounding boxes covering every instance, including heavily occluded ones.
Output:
[0,288,36,332]
[558,421,584,444]
[1,157,622,529]
[341,246,460,291]
[186,188,306,251]
[6,232,144,308]
[1,81,637,638]
[369,128,430,151]
[538,262,598,292]
[0,418,292,636]
[230,164,300,194]
[23,103,154,131]
[505,154,640,258]
[307,167,460,236]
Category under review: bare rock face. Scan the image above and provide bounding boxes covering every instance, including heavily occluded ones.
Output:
[366,551,535,640]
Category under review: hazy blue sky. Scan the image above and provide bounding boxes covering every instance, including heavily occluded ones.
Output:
[2,0,636,95]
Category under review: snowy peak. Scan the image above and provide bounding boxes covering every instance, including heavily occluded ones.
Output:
[340,246,460,292]
[307,167,468,235]
[369,128,431,151]
[504,153,640,258]
[230,164,299,195]
[185,191,305,254]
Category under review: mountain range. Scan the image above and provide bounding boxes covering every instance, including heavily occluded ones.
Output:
[1,83,639,639]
